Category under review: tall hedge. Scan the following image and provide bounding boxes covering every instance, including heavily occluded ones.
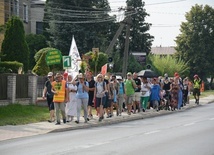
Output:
[32,52,50,76]
[1,16,29,72]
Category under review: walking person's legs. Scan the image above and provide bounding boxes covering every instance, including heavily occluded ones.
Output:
[47,96,55,122]
[142,96,149,112]
[76,98,82,123]
[59,102,66,123]
[82,98,89,122]
[54,102,60,124]
[118,95,123,115]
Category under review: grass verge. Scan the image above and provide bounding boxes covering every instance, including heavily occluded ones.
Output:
[190,90,214,99]
[0,104,49,126]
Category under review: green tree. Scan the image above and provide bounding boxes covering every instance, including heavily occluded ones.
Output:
[117,0,153,57]
[148,54,189,77]
[43,0,116,56]
[1,16,29,72]
[32,52,50,76]
[26,34,47,70]
[175,4,214,82]
[85,51,108,74]
[113,53,143,74]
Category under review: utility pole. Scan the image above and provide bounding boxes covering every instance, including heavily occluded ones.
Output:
[122,17,131,78]
[105,18,128,55]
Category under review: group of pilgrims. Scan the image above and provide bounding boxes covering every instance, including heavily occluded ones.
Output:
[42,71,202,125]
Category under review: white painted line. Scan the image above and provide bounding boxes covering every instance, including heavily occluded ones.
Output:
[144,130,161,135]
[209,118,214,121]
[183,122,195,126]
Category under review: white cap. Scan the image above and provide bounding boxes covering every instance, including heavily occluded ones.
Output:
[47,72,53,77]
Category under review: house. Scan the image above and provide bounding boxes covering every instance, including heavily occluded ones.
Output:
[0,0,31,47]
[151,46,176,55]
[31,0,45,34]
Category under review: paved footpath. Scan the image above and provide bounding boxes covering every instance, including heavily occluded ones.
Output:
[0,95,214,142]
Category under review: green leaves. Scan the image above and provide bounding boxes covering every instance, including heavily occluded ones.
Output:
[148,54,189,77]
[175,4,214,80]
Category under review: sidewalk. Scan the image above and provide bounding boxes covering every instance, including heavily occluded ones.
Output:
[0,95,214,142]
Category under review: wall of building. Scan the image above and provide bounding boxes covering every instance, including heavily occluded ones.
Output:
[30,1,45,34]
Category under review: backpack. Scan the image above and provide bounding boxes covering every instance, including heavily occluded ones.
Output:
[95,81,105,92]
[119,82,125,94]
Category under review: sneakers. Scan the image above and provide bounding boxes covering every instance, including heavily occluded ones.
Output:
[75,120,79,124]
[98,116,104,122]
[88,114,93,119]
[63,119,66,124]
[55,122,60,125]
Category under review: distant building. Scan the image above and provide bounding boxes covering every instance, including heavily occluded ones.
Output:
[31,0,45,34]
[132,52,147,65]
[151,46,176,55]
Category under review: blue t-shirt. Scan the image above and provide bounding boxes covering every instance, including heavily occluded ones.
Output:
[76,82,89,99]
[150,84,161,101]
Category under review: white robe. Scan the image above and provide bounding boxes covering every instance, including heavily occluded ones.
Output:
[65,83,77,116]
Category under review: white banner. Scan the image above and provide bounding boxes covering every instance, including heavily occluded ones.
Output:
[66,36,81,78]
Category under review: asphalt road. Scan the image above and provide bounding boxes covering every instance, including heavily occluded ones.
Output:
[1,103,214,155]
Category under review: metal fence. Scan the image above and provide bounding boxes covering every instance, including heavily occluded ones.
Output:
[0,74,8,100]
[37,76,47,97]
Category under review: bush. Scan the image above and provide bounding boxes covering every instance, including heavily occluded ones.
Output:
[0,61,23,73]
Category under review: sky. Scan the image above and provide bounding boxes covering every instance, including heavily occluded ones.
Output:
[108,0,214,47]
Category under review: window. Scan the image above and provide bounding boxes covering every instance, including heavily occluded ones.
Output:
[23,4,28,23]
[14,0,19,16]
[36,22,43,34]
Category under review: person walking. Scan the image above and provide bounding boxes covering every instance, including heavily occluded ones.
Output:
[150,78,161,111]
[193,74,202,104]
[117,76,125,116]
[140,77,151,112]
[109,75,120,116]
[170,78,179,111]
[133,72,142,113]
[42,72,55,123]
[65,74,77,122]
[94,74,107,121]
[104,75,111,118]
[86,72,95,119]
[124,72,137,115]
[52,73,69,125]
[72,73,89,124]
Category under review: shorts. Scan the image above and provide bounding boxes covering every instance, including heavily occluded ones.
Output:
[125,95,134,105]
[103,93,109,108]
[96,96,106,108]
[134,92,141,102]
[47,95,54,111]
[88,94,94,107]
[193,88,200,96]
